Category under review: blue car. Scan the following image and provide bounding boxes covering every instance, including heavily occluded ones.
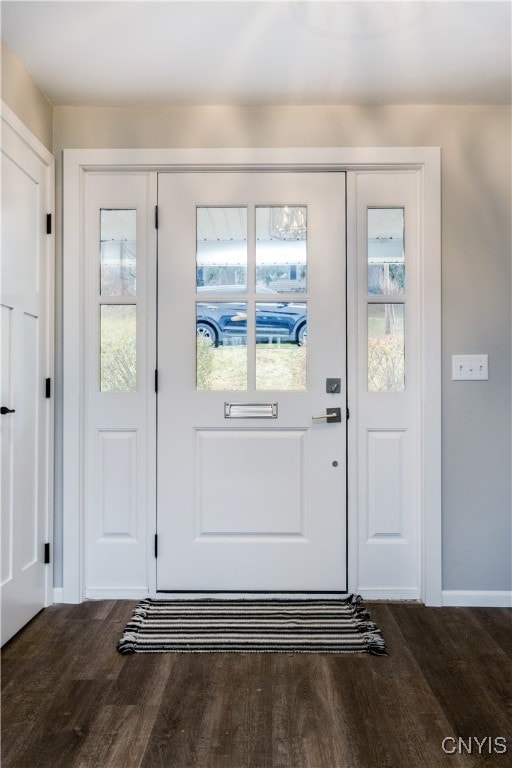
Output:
[196,285,307,346]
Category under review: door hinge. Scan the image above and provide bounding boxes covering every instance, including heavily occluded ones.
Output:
[155,205,159,229]
[46,213,52,235]
[45,378,51,398]
[154,534,158,559]
[154,369,159,393]
[44,542,50,564]
[346,406,350,420]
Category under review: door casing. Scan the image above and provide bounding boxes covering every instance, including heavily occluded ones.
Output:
[62,147,442,605]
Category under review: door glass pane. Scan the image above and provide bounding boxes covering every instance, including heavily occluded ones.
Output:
[255,301,307,391]
[368,303,405,392]
[196,302,247,390]
[196,207,247,291]
[100,305,137,392]
[368,208,404,295]
[256,206,307,294]
[100,209,136,296]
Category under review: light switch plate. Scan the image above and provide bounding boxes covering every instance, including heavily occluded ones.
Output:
[452,354,488,380]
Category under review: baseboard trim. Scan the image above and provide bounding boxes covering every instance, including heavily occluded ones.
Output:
[357,588,421,602]
[56,588,511,607]
[85,588,149,600]
[53,587,63,604]
[442,590,512,607]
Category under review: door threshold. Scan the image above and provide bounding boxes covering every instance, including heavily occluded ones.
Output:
[154,591,350,600]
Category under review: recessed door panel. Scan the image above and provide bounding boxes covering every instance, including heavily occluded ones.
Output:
[196,430,306,536]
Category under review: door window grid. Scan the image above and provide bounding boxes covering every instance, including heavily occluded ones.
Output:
[256,206,307,294]
[367,207,405,392]
[100,209,137,296]
[99,208,138,392]
[196,206,247,291]
[195,205,308,392]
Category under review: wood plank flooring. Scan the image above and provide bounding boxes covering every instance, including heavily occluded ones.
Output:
[2,600,511,768]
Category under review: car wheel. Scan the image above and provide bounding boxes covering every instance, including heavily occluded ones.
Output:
[297,323,307,346]
[197,322,218,346]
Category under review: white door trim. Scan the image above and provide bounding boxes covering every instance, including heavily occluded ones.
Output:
[63,147,441,605]
[1,100,55,612]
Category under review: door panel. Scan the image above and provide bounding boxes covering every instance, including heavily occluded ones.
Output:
[353,171,421,596]
[83,173,154,597]
[1,121,50,644]
[196,429,306,535]
[157,172,346,592]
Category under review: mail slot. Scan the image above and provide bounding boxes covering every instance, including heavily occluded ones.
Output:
[224,402,278,419]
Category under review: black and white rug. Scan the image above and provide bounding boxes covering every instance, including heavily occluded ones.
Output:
[117,595,386,655]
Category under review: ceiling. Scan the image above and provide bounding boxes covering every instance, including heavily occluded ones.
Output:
[1,1,511,107]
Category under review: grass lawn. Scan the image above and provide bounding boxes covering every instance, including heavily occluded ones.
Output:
[197,341,307,391]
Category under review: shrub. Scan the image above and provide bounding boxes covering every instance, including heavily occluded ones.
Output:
[368,334,405,392]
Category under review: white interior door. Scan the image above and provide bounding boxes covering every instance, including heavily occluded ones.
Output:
[157,171,346,592]
[1,112,52,643]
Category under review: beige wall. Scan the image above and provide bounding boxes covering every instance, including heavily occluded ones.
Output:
[52,103,511,592]
[1,41,53,151]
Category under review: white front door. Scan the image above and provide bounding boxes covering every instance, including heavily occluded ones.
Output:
[1,112,52,643]
[157,171,346,592]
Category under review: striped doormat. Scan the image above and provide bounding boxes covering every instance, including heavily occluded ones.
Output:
[117,595,386,655]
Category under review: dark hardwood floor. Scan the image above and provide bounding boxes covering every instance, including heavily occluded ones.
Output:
[2,600,511,768]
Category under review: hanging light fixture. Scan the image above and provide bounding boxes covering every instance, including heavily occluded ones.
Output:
[270,206,307,240]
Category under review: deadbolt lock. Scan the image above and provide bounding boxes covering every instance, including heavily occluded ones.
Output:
[326,378,341,394]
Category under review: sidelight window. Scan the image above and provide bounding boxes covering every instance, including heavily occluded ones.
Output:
[99,209,138,392]
[367,208,405,392]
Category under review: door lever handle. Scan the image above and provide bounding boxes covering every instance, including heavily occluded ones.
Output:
[1,407,15,415]
[312,408,341,423]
